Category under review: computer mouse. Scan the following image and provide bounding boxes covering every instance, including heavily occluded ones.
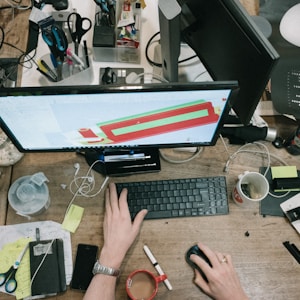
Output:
[185,244,212,282]
[280,3,300,47]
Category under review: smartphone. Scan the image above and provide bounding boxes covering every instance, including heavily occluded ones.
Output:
[71,243,99,291]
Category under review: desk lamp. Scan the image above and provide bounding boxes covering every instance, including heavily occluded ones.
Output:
[271,3,300,155]
[279,3,300,47]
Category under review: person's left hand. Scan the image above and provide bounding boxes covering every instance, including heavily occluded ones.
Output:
[100,182,148,268]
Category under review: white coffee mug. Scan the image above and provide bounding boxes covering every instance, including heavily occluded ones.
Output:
[232,171,269,206]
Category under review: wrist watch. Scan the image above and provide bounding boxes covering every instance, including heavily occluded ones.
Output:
[92,260,120,277]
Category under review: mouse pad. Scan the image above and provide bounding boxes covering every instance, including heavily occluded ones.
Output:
[259,167,300,217]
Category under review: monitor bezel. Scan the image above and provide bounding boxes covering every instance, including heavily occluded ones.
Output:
[0,81,238,153]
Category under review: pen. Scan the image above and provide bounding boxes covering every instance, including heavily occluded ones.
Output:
[37,61,57,82]
[40,59,58,81]
[283,241,300,264]
[120,163,157,169]
[143,245,173,290]
[104,153,147,162]
[36,68,56,82]
[83,40,90,68]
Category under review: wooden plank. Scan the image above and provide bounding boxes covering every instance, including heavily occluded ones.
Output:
[0,166,11,225]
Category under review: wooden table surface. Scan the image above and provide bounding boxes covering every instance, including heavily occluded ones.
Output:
[0,127,300,299]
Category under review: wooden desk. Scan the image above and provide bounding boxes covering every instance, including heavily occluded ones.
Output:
[0,134,300,300]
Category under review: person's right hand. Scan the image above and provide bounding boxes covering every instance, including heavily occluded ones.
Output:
[190,242,249,300]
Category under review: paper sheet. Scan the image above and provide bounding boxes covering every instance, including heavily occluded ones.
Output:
[0,221,73,299]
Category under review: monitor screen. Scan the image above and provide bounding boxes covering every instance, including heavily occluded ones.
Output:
[170,0,280,125]
[0,82,237,152]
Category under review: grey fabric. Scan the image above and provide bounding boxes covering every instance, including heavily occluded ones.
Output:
[260,0,300,22]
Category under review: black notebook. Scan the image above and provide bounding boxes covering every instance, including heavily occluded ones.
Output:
[29,239,66,297]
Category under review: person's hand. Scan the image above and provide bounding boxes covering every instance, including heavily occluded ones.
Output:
[190,242,248,300]
[99,182,148,269]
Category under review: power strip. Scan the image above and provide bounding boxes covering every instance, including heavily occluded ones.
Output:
[99,67,144,85]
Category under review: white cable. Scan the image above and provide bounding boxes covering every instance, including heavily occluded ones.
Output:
[30,238,55,289]
[159,147,203,164]
[64,160,109,219]
[219,134,231,157]
[222,141,291,199]
[129,72,169,83]
[223,142,274,173]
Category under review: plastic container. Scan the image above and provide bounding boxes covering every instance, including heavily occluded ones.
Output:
[8,172,50,216]
[93,0,142,63]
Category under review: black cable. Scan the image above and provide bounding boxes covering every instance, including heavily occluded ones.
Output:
[0,26,4,49]
[0,6,16,9]
[145,31,161,67]
[0,42,38,86]
[145,31,198,68]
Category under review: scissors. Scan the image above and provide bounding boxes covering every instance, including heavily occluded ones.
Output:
[42,24,68,81]
[0,244,29,293]
[67,12,92,55]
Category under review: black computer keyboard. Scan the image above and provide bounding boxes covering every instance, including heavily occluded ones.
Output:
[116,176,229,220]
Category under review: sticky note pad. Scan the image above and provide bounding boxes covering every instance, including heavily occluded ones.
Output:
[62,204,84,233]
[271,166,298,179]
[271,166,300,192]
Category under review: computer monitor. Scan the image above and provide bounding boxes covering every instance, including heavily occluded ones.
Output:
[0,81,237,174]
[158,0,280,125]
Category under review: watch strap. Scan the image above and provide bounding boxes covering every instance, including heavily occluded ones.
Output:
[92,261,120,277]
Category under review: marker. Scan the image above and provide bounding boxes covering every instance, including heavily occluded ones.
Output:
[39,60,58,81]
[143,245,173,290]
[66,48,85,70]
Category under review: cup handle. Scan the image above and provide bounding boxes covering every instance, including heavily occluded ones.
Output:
[155,274,167,283]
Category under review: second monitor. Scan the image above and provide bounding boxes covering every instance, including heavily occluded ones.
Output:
[158,0,279,125]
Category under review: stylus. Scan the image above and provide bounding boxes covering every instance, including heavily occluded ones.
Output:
[143,245,173,290]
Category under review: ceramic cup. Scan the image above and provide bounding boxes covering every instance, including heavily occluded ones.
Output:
[126,269,167,300]
[232,171,269,207]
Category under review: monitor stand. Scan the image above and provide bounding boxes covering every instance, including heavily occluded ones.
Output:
[155,0,181,82]
[82,147,161,176]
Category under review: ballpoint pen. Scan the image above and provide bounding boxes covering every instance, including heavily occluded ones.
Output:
[143,245,173,290]
[37,60,57,82]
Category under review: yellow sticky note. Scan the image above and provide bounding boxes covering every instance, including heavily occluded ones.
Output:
[0,237,32,299]
[62,204,84,233]
[271,166,298,179]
